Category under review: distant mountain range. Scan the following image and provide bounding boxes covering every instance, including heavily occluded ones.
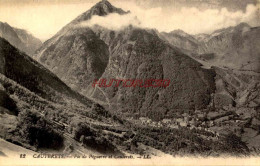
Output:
[0,22,42,55]
[159,23,260,72]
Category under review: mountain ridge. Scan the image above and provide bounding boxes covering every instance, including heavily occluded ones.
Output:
[159,22,260,72]
[0,21,42,55]
[0,37,125,154]
[41,0,130,47]
[35,0,217,120]
[1,0,260,156]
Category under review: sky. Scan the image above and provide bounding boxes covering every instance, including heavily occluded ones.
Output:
[0,0,259,41]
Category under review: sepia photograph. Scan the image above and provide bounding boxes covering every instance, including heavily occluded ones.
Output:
[0,0,259,165]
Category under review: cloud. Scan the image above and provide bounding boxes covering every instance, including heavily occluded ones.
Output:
[77,13,141,31]
[0,0,258,40]
[78,2,259,35]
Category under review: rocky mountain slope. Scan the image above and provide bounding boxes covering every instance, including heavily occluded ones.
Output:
[35,0,216,120]
[197,23,260,72]
[213,67,260,108]
[159,23,260,108]
[160,23,260,72]
[89,26,216,120]
[1,0,259,156]
[2,37,250,156]
[0,21,42,55]
[0,37,124,154]
[158,23,260,153]
[34,0,130,94]
[158,29,199,55]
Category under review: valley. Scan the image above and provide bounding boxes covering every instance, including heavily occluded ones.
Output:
[0,0,259,158]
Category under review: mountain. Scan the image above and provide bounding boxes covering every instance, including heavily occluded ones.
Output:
[0,37,124,154]
[158,29,200,55]
[160,23,260,109]
[12,27,42,55]
[88,26,216,120]
[196,23,260,72]
[2,37,246,157]
[159,24,260,151]
[34,0,130,94]
[1,36,256,156]
[38,0,129,48]
[160,23,260,72]
[193,33,210,42]
[213,66,260,108]
[0,22,21,51]
[0,37,93,108]
[35,1,216,120]
[69,0,129,25]
[0,22,42,55]
[2,0,259,156]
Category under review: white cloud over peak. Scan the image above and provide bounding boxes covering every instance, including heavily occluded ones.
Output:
[77,13,141,31]
[78,3,259,35]
[0,1,258,40]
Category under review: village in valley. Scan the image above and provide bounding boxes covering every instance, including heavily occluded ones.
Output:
[131,105,260,145]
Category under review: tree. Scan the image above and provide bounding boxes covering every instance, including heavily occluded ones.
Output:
[16,110,64,150]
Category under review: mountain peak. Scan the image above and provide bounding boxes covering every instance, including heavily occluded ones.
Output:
[235,22,251,30]
[89,0,129,16]
[170,29,189,36]
[91,0,114,11]
[49,0,130,38]
[168,29,197,43]
[71,0,129,24]
[212,22,251,35]
[0,21,12,29]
